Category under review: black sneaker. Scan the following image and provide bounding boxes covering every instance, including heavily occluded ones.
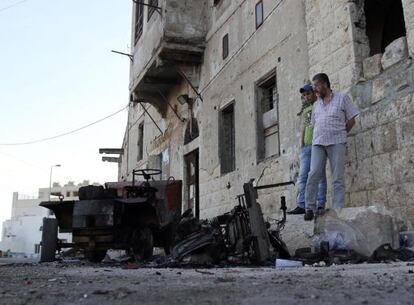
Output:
[304,210,314,221]
[316,207,325,216]
[287,207,305,215]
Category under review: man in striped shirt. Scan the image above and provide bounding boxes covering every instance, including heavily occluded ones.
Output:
[304,73,360,221]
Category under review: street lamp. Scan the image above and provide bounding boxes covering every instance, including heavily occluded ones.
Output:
[49,164,61,201]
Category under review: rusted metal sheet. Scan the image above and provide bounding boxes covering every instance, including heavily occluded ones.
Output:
[243,181,271,264]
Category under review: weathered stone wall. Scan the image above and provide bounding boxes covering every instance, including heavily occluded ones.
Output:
[305,0,368,91]
[129,2,164,90]
[348,55,414,225]
[120,83,190,182]
[122,0,310,221]
[197,0,310,219]
[306,0,414,227]
[130,0,208,91]
[121,0,414,228]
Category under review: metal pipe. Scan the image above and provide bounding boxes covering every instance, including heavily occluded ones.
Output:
[131,0,162,15]
[111,50,133,62]
[254,181,295,191]
[140,103,163,135]
[49,164,61,201]
[177,69,204,103]
[156,89,185,122]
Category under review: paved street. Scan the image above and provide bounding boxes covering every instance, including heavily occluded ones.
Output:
[1,261,413,305]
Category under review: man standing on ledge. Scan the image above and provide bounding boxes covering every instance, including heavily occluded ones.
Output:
[304,73,360,221]
[288,84,327,215]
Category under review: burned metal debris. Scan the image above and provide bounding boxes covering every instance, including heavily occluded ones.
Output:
[41,172,414,268]
[39,169,182,263]
[168,180,291,266]
[39,174,292,266]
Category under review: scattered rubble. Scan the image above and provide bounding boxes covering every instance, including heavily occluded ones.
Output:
[314,206,400,256]
[38,177,414,270]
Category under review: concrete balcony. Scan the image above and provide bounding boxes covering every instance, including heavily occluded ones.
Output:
[130,0,208,116]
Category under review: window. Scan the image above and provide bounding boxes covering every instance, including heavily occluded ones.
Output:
[148,0,158,21]
[73,191,79,197]
[35,244,40,254]
[256,71,280,160]
[220,103,235,174]
[255,1,263,29]
[134,1,144,44]
[213,0,221,6]
[364,0,406,55]
[222,34,229,60]
[66,191,70,197]
[138,123,144,161]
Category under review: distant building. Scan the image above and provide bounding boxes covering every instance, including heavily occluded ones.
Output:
[0,181,92,257]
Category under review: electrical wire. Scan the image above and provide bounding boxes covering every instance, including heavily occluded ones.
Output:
[0,105,128,146]
[0,0,29,13]
[0,150,48,172]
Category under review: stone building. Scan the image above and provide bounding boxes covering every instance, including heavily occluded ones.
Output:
[116,0,414,228]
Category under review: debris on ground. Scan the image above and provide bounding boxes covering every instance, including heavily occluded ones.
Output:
[314,206,401,256]
[165,180,290,267]
[275,259,303,268]
[39,177,414,269]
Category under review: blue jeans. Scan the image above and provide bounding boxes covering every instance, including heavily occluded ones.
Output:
[297,145,327,209]
[305,144,346,211]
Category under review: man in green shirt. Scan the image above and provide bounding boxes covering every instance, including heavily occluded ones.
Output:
[288,84,327,214]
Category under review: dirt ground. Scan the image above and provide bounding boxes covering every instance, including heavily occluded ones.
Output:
[1,259,414,305]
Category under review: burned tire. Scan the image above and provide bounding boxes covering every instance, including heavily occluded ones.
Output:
[78,185,105,200]
[131,227,154,261]
[40,218,58,262]
[85,250,107,263]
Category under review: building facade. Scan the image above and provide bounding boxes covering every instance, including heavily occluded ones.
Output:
[0,181,90,257]
[118,0,414,228]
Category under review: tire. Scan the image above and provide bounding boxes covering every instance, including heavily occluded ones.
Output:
[78,185,105,200]
[85,250,107,263]
[40,218,58,262]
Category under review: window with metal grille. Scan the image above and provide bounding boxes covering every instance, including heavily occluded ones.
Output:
[256,71,280,160]
[134,2,144,44]
[222,34,229,59]
[220,103,235,174]
[255,1,263,29]
[148,0,158,21]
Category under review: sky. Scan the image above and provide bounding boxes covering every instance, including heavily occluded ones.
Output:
[0,0,133,237]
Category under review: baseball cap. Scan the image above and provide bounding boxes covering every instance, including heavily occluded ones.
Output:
[299,83,313,93]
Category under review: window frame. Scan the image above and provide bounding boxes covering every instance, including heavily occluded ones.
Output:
[137,122,144,161]
[134,2,144,44]
[255,69,280,162]
[222,33,229,60]
[219,102,236,175]
[255,0,264,29]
